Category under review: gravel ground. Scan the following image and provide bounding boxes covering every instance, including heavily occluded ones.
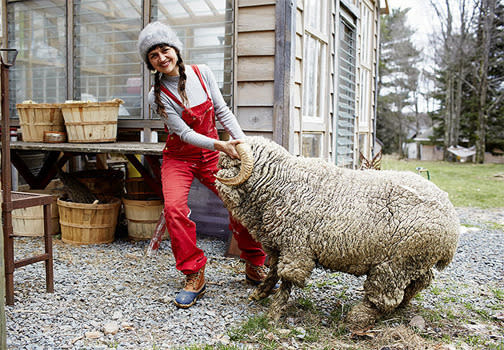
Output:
[5,207,504,349]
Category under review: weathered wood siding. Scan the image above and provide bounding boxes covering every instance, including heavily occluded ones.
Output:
[292,2,304,155]
[234,0,276,139]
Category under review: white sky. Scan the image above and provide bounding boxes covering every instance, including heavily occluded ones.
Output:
[386,0,445,113]
[386,0,439,52]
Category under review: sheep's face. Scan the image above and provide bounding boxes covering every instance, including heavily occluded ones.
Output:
[216,152,249,210]
[217,153,242,180]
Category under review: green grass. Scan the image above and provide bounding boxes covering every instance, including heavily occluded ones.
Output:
[381,157,504,208]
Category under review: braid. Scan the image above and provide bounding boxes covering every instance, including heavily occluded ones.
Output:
[175,51,189,107]
[153,71,169,120]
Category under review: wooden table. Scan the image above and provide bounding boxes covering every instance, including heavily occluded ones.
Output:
[10,141,164,196]
[8,140,240,257]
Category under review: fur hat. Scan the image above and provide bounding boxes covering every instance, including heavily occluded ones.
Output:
[137,21,183,66]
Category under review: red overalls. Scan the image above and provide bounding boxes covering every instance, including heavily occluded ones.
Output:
[160,65,266,275]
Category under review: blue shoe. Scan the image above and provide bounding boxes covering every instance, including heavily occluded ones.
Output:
[174,266,206,308]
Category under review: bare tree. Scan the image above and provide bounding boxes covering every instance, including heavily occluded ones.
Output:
[474,0,497,163]
[430,0,475,160]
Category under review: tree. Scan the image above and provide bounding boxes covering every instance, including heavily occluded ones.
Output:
[474,0,500,162]
[377,8,421,157]
[430,0,475,160]
[430,0,503,162]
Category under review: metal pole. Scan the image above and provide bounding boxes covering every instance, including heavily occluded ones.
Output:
[1,49,18,310]
[1,47,18,348]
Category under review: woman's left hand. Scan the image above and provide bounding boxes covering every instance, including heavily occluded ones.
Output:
[214,139,242,159]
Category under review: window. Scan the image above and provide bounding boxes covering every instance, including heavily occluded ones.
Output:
[335,17,356,167]
[302,133,322,158]
[302,0,328,121]
[358,2,374,129]
[152,0,234,105]
[6,1,232,121]
[8,0,67,117]
[302,34,326,119]
[73,0,142,118]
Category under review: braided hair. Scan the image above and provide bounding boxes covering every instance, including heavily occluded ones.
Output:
[148,44,189,119]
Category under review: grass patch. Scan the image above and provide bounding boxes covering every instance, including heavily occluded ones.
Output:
[182,346,240,350]
[382,157,504,208]
[486,221,504,231]
[491,288,504,301]
[228,314,272,343]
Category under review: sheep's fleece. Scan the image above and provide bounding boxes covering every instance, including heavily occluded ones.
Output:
[216,136,459,329]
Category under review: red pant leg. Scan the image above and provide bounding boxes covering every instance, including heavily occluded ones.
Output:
[195,152,266,266]
[161,156,207,275]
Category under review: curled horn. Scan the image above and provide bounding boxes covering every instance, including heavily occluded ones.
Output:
[216,143,254,186]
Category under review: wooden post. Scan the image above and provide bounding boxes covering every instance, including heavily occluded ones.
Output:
[273,0,296,151]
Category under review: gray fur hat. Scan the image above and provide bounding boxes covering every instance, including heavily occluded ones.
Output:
[137,21,183,66]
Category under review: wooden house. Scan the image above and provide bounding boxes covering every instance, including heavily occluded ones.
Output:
[1,0,388,239]
[1,0,388,166]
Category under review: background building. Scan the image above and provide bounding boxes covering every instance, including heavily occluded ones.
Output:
[1,0,387,167]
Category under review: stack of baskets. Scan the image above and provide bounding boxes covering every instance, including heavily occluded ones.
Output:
[16,98,123,143]
[15,99,124,244]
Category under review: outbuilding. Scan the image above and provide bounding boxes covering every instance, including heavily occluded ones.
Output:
[1,0,388,167]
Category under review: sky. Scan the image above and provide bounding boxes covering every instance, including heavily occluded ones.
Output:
[386,0,440,53]
[386,0,445,113]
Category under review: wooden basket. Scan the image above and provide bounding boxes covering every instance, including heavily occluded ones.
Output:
[125,177,157,200]
[12,188,67,236]
[12,200,59,237]
[122,197,167,241]
[57,198,121,244]
[73,169,125,199]
[16,103,65,142]
[60,99,123,143]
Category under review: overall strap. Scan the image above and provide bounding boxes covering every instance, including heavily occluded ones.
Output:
[159,84,185,109]
[191,65,210,99]
[158,65,209,108]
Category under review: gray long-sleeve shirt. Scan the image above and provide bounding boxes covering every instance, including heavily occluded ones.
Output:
[148,64,245,151]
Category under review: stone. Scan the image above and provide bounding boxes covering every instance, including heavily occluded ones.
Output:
[409,315,426,331]
[103,321,120,335]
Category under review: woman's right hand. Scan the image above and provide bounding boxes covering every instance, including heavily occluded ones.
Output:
[214,139,242,159]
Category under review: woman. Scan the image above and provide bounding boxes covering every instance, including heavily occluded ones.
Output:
[137,21,269,308]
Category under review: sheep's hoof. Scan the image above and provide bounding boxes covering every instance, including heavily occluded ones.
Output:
[267,309,282,322]
[249,288,264,301]
[345,301,381,331]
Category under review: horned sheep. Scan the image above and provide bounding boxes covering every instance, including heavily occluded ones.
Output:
[215,136,459,329]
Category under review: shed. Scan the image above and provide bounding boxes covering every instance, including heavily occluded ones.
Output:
[1,0,387,167]
[1,0,388,240]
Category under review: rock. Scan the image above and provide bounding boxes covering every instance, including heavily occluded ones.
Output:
[409,315,426,331]
[103,321,120,335]
[84,331,102,339]
[278,328,291,336]
[294,326,306,339]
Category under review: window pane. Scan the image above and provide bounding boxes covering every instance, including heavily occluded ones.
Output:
[302,34,326,119]
[152,0,234,106]
[8,0,67,117]
[74,0,142,118]
[305,0,327,34]
[302,133,322,157]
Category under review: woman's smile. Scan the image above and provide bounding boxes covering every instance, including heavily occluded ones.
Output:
[148,46,179,76]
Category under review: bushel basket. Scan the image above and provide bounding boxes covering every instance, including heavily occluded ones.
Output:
[16,102,65,142]
[61,99,123,143]
[57,197,121,244]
